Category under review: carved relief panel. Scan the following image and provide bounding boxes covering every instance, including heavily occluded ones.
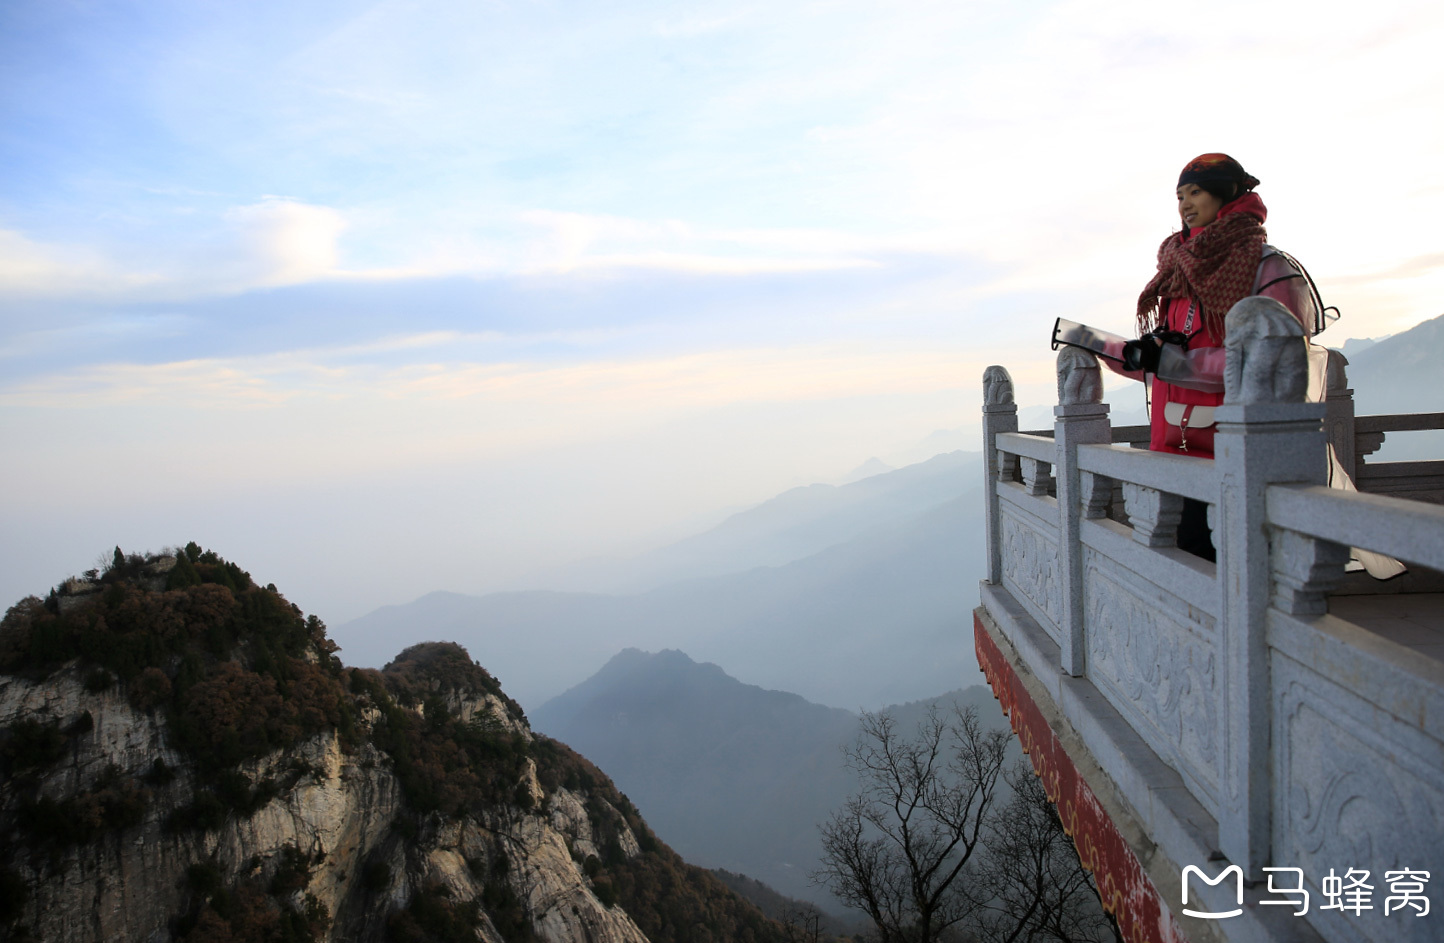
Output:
[1000,504,1062,642]
[1273,653,1443,943]
[1083,547,1220,812]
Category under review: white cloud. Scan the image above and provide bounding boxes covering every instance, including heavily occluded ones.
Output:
[1,339,980,418]
[222,198,348,287]
[0,199,350,302]
[504,209,889,275]
[651,10,752,38]
[0,230,159,298]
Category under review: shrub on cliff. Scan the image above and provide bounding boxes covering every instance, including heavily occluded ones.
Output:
[0,717,67,776]
[18,765,149,847]
[1,545,354,839]
[175,871,329,943]
[0,866,26,925]
[380,642,525,723]
[369,644,533,817]
[386,883,485,943]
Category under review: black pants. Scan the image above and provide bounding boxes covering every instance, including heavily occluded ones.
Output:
[1178,498,1216,562]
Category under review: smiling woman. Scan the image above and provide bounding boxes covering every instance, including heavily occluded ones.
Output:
[1108,153,1324,558]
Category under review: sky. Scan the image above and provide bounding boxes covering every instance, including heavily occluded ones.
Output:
[3,0,1443,628]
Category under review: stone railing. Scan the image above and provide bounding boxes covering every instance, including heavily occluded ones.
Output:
[979,297,1444,943]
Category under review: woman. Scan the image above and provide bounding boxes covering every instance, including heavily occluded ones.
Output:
[1108,154,1403,574]
[1114,154,1319,558]
[1122,153,1318,458]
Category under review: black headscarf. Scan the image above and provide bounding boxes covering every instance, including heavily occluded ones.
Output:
[1178,153,1260,205]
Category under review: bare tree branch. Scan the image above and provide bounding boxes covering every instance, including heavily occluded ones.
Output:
[814,704,1116,943]
[972,762,1123,943]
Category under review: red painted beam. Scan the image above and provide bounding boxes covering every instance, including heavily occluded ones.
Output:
[975,612,1191,943]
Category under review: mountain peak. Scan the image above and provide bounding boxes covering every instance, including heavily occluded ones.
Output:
[584,647,740,696]
[1,547,795,943]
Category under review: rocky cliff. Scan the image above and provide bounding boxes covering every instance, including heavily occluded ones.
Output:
[0,546,787,943]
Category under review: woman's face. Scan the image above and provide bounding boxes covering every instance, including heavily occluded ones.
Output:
[1177,184,1223,229]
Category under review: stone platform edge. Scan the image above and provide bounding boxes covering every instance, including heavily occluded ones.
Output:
[974,604,1202,943]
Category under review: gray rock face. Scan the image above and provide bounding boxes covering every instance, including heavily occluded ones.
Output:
[0,663,649,943]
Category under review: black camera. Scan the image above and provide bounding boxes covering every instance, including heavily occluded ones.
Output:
[1122,330,1191,373]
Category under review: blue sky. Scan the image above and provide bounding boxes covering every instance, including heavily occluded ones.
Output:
[4,0,1443,628]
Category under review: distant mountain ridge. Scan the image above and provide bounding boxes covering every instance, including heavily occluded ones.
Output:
[532,648,1007,908]
[1344,312,1444,411]
[336,451,985,710]
[542,450,978,593]
[1336,312,1444,461]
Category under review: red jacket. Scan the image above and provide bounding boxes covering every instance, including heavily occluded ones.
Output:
[1114,196,1318,458]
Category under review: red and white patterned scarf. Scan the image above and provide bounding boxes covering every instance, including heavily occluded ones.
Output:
[1136,195,1266,338]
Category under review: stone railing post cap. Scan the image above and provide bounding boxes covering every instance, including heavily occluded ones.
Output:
[1056,347,1102,406]
[1223,296,1309,405]
[984,365,1015,406]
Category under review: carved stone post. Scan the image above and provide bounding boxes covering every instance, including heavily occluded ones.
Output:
[983,366,1018,586]
[1054,348,1111,676]
[1213,296,1328,875]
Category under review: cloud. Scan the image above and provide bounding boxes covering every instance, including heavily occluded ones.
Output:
[1,357,306,409]
[0,201,901,312]
[0,339,1006,542]
[651,10,752,38]
[222,198,347,287]
[8,0,1441,319]
[1329,253,1444,286]
[2,338,981,416]
[0,199,350,303]
[0,230,160,299]
[508,209,887,275]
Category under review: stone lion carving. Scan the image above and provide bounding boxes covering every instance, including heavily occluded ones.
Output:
[1056,347,1102,406]
[1223,296,1308,405]
[983,365,1014,406]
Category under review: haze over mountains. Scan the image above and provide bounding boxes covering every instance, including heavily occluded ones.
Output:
[333,313,1444,714]
[539,450,982,594]
[336,450,985,711]
[531,648,1011,908]
[1344,312,1444,461]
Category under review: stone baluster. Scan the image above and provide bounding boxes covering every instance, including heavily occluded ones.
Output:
[1019,458,1053,497]
[1054,348,1111,676]
[1213,296,1330,875]
[1270,529,1351,617]
[983,366,1019,585]
[1108,479,1129,525]
[1079,471,1114,520]
[1355,429,1386,477]
[1120,483,1183,547]
[999,446,1019,486]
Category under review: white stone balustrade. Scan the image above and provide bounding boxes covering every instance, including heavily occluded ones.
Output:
[979,296,1444,943]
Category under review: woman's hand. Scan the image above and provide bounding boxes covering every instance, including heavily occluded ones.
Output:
[1122,336,1163,373]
